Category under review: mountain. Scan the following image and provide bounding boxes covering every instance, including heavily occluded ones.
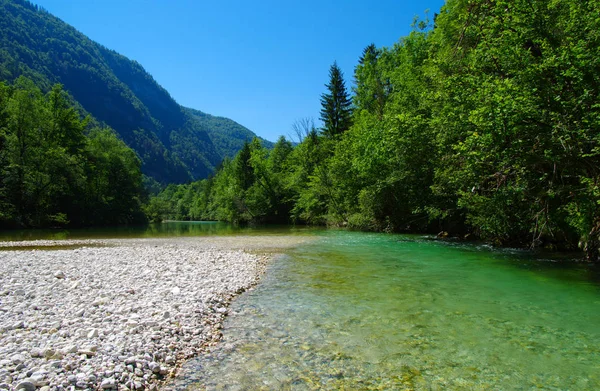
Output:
[0,0,268,184]
[184,108,274,159]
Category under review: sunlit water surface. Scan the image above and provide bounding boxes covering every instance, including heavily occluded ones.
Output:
[3,224,599,389]
[0,221,310,241]
[169,230,600,390]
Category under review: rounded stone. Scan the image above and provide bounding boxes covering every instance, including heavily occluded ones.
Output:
[15,380,36,391]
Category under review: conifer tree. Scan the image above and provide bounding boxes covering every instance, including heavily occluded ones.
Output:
[358,43,377,65]
[354,44,387,119]
[319,62,352,138]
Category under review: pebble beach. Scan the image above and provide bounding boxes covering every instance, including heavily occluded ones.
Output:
[0,236,308,391]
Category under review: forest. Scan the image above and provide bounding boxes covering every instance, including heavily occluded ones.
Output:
[0,77,146,227]
[0,0,268,185]
[149,0,600,260]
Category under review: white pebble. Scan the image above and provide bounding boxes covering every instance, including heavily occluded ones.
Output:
[0,237,278,391]
[101,377,116,389]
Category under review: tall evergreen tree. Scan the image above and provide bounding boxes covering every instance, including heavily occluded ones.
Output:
[358,43,377,65]
[320,62,352,138]
[354,43,387,119]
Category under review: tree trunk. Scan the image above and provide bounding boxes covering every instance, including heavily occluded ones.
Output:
[584,218,600,262]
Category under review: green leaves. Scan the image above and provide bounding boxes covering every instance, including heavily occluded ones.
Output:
[0,1,267,184]
[320,62,353,138]
[151,0,600,258]
[0,77,146,228]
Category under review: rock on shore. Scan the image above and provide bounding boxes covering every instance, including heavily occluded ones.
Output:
[0,237,288,391]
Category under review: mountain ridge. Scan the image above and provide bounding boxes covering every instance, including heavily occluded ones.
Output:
[184,107,274,159]
[0,0,269,184]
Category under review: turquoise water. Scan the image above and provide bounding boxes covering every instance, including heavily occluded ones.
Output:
[5,224,599,389]
[175,231,600,390]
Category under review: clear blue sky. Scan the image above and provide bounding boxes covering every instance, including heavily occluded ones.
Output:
[32,0,446,142]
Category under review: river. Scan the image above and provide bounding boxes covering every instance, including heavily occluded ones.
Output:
[172,229,600,390]
[2,223,599,389]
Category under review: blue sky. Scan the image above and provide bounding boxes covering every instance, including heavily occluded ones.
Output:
[33,0,446,142]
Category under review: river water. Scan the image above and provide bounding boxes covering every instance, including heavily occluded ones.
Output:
[3,223,599,389]
[172,230,600,390]
[0,221,289,241]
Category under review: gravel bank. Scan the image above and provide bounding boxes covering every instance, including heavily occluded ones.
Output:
[0,236,309,391]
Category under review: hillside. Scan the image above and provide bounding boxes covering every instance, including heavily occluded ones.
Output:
[0,0,266,184]
[185,107,274,159]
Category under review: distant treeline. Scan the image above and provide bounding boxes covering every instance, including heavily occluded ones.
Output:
[149,0,600,260]
[0,77,146,228]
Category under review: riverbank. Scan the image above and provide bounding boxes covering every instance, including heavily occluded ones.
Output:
[0,236,309,391]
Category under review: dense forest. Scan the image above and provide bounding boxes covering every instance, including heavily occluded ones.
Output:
[184,108,274,159]
[151,0,600,260]
[0,0,266,184]
[0,77,146,227]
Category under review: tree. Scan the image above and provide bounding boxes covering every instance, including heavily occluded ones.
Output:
[0,77,146,228]
[320,62,353,138]
[84,127,146,225]
[234,141,254,191]
[46,84,87,154]
[354,44,387,120]
[290,117,315,144]
[5,76,45,225]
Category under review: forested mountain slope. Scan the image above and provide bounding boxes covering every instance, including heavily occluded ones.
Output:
[0,0,264,183]
[185,107,273,159]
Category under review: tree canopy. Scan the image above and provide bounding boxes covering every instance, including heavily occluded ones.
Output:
[0,0,265,184]
[0,77,146,228]
[150,0,600,260]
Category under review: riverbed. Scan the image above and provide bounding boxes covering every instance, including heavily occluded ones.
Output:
[169,230,600,390]
[0,232,311,391]
[1,224,599,390]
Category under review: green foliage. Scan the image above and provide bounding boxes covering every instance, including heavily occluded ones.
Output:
[185,108,274,158]
[0,76,146,228]
[83,128,147,225]
[334,31,437,232]
[152,137,295,225]
[150,0,600,260]
[354,44,387,119]
[425,0,600,258]
[428,0,600,253]
[320,62,353,138]
[0,0,265,184]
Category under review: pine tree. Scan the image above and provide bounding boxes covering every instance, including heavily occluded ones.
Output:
[358,43,377,65]
[320,61,352,138]
[234,141,254,190]
[354,44,387,119]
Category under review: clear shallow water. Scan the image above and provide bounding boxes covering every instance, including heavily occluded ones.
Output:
[174,231,600,390]
[0,221,313,241]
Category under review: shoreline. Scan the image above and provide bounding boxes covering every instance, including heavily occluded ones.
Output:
[0,236,310,391]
